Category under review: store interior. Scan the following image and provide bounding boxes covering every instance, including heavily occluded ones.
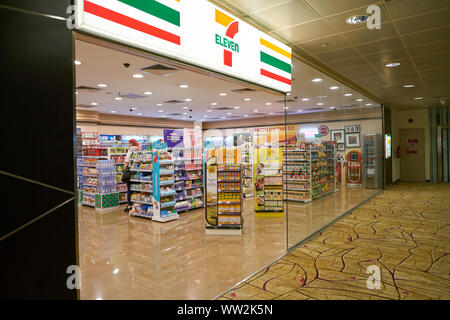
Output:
[75,36,383,299]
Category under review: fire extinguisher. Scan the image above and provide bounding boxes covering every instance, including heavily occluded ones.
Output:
[396,145,401,158]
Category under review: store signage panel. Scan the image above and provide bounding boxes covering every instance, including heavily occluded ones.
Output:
[385,134,391,159]
[75,0,292,93]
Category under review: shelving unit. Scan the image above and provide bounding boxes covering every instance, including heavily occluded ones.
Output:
[129,150,153,219]
[107,146,128,204]
[283,142,337,202]
[171,147,204,213]
[239,135,253,198]
[151,141,179,223]
[80,145,109,207]
[205,161,243,235]
[254,147,284,216]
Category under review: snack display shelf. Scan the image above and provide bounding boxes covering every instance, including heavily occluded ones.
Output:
[132,200,152,205]
[130,179,152,183]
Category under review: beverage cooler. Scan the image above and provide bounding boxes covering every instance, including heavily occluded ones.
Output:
[362,134,382,189]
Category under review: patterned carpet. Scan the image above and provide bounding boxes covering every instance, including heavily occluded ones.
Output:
[218,182,450,300]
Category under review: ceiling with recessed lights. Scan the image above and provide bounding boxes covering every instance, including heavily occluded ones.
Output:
[75,39,377,122]
[213,0,450,110]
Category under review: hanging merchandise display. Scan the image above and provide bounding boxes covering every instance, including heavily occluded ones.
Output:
[151,140,179,223]
[346,150,363,186]
[254,147,283,216]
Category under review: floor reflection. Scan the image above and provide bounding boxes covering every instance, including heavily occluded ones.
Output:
[78,186,378,299]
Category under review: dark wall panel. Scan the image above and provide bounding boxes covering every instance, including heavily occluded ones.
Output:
[0,3,77,300]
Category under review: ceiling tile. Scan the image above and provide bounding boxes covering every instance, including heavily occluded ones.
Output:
[364,48,410,65]
[394,7,450,35]
[408,39,450,57]
[325,5,389,33]
[295,34,350,54]
[315,46,360,62]
[413,50,450,65]
[420,68,450,81]
[326,56,369,69]
[224,0,289,14]
[416,60,450,72]
[276,19,336,43]
[252,0,321,31]
[402,25,450,47]
[386,0,450,21]
[355,36,403,56]
[304,0,379,17]
[342,22,398,45]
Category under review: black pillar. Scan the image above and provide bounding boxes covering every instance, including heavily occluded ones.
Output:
[0,0,78,299]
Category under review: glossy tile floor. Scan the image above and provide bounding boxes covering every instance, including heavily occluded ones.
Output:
[219,182,450,300]
[78,186,378,300]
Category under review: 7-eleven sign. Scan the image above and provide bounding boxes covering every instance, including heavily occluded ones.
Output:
[214,9,239,67]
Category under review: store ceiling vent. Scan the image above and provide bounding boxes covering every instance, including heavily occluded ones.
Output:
[307,107,324,111]
[209,117,221,120]
[167,112,183,116]
[274,99,296,104]
[120,93,147,99]
[141,64,177,76]
[230,88,256,94]
[213,107,233,110]
[76,85,102,92]
[164,100,184,104]
[252,113,265,116]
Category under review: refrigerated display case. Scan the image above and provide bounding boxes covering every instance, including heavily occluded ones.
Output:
[363,134,382,189]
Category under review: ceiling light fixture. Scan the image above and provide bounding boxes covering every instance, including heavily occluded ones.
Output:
[90,102,98,106]
[312,78,323,82]
[234,106,240,109]
[115,97,123,101]
[284,106,289,110]
[269,112,274,115]
[74,60,81,65]
[110,110,117,113]
[365,103,372,106]
[403,84,415,88]
[244,98,251,101]
[182,106,189,110]
[183,112,188,115]
[329,86,339,90]
[414,97,423,100]
[286,93,291,96]
[133,74,144,78]
[211,102,218,105]
[385,62,400,68]
[317,102,324,106]
[130,107,138,110]
[297,110,303,112]
[158,110,164,113]
[344,93,352,97]
[329,107,335,109]
[97,83,107,88]
[302,98,309,101]
[137,113,143,115]
[345,15,368,25]
[219,93,227,96]
[75,92,79,95]
[207,109,212,112]
[157,103,163,106]
[144,91,152,95]
[253,109,259,112]
[179,84,189,88]
[266,102,272,105]
[356,98,364,102]
[243,115,248,117]
[203,115,208,118]
[184,98,192,102]
[226,112,232,115]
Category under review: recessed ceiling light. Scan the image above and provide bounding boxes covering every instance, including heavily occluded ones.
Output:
[346,15,368,25]
[320,43,328,48]
[356,99,364,102]
[130,107,138,110]
[75,92,79,95]
[312,78,322,82]
[113,269,119,274]
[269,112,274,115]
[182,106,189,110]
[317,102,324,106]
[403,84,415,88]
[219,93,227,96]
[221,117,226,119]
[385,62,400,68]
[184,98,192,102]
[110,110,117,113]
[97,83,108,88]
[137,113,143,115]
[243,115,248,117]
[286,93,291,96]
[244,98,251,101]
[204,115,208,118]
[74,60,81,65]
[162,115,167,118]
[207,109,212,112]
[90,102,98,106]
[253,109,259,112]
[226,112,232,115]
[329,86,339,90]
[179,84,189,88]
[115,97,123,101]
[297,110,303,112]
[301,98,309,101]
[157,103,163,106]
[183,112,188,115]
[284,106,289,110]
[133,74,144,78]
[329,107,335,109]
[144,91,152,95]
[414,97,423,100]
[365,103,372,106]
[266,102,272,105]
[211,102,218,106]
[158,110,164,113]
[183,117,188,119]
[234,106,240,109]
[344,93,352,97]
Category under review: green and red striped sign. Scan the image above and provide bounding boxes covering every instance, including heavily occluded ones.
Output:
[260,38,292,85]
